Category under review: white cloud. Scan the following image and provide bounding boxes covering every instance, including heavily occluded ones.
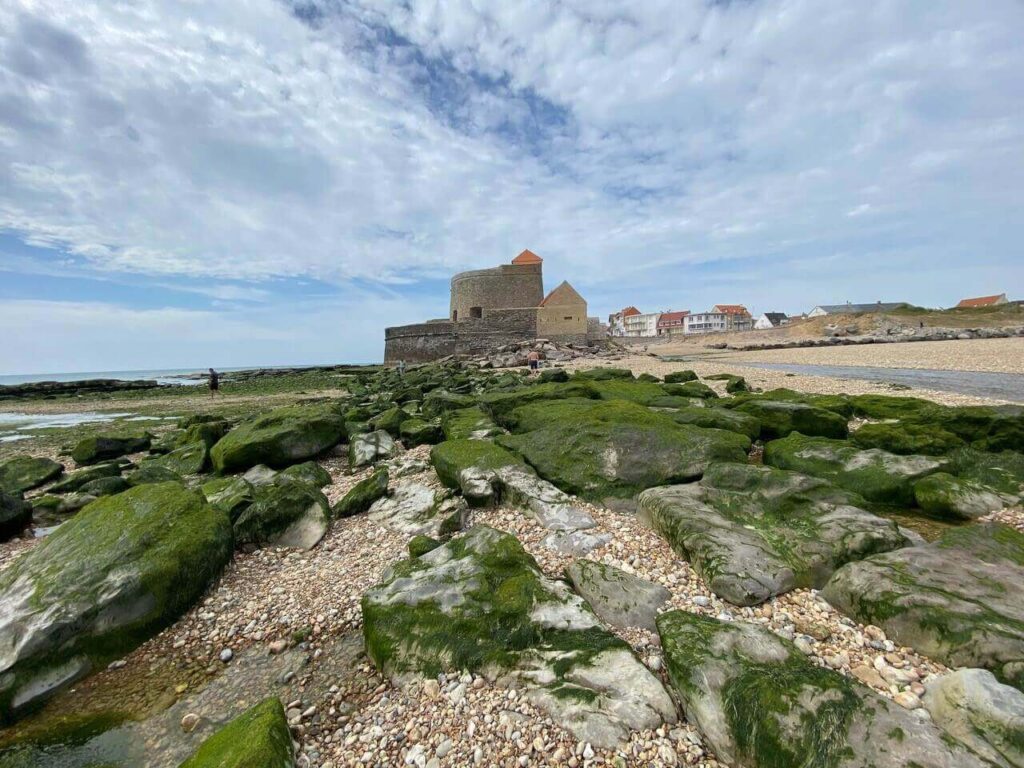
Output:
[1,0,1023,366]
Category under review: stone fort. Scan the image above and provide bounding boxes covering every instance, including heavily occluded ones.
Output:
[384,249,602,363]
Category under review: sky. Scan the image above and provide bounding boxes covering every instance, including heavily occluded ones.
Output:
[1,0,1022,373]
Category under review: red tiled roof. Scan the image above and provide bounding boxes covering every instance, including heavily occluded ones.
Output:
[512,249,542,265]
[620,306,641,317]
[713,304,749,315]
[956,294,1004,308]
[657,311,690,327]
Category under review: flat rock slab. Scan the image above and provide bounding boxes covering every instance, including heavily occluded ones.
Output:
[367,480,466,539]
[638,463,907,606]
[732,398,849,440]
[210,404,345,474]
[349,430,399,468]
[495,466,596,530]
[822,523,1024,690]
[657,610,988,768]
[925,668,1024,767]
[542,530,612,556]
[0,482,233,719]
[566,559,670,631]
[913,472,1006,519]
[764,433,943,505]
[0,455,63,494]
[362,525,676,747]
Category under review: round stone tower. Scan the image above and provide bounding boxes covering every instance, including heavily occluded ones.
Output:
[449,249,544,321]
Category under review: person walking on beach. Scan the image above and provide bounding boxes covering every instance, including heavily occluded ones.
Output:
[396,359,406,378]
[527,349,541,375]
[208,368,220,397]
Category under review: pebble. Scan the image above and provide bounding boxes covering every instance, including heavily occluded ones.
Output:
[219,648,233,663]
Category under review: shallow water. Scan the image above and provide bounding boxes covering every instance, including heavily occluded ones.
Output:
[737,362,1024,402]
[0,412,175,443]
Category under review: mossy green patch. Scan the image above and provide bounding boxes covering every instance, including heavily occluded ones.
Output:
[430,440,524,491]
[333,469,389,518]
[210,404,345,474]
[852,421,964,456]
[178,698,293,768]
[0,456,64,494]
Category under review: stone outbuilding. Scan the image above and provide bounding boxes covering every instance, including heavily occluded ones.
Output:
[385,250,600,363]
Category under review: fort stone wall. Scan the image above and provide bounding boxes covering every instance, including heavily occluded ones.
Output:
[383,321,456,363]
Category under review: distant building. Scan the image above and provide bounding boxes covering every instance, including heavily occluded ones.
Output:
[956,293,1007,309]
[623,310,662,338]
[713,304,753,331]
[657,310,690,336]
[684,311,728,334]
[608,306,641,337]
[807,302,906,318]
[754,312,788,330]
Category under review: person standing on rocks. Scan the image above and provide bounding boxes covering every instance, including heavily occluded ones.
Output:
[527,349,541,375]
[396,359,406,377]
[208,367,220,397]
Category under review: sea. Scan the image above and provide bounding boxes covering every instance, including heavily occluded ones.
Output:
[0,366,260,387]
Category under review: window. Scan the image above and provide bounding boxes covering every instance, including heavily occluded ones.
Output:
[470,306,482,319]
[452,310,458,321]
[564,316,573,321]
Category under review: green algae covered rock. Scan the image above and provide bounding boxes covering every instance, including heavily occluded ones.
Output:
[77,476,130,498]
[666,406,761,440]
[398,417,444,445]
[947,448,1024,501]
[421,389,476,418]
[178,697,293,768]
[661,381,718,400]
[764,433,943,505]
[234,476,330,550]
[441,406,502,440]
[362,525,676,747]
[368,406,408,438]
[48,461,123,494]
[497,399,750,500]
[71,434,151,466]
[822,523,1024,691]
[0,492,32,541]
[0,482,232,721]
[0,456,63,494]
[201,476,254,521]
[538,368,569,383]
[565,559,670,632]
[279,461,331,488]
[639,463,906,606]
[407,534,441,558]
[852,421,964,456]
[210,405,345,474]
[730,388,855,418]
[588,378,675,405]
[480,380,600,426]
[572,367,634,381]
[333,469,389,518]
[663,370,698,384]
[430,440,524,495]
[125,463,182,487]
[348,430,398,468]
[913,472,1005,520]
[144,441,209,475]
[656,610,988,768]
[733,399,848,440]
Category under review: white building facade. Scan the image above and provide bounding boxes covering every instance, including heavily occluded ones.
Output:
[623,312,662,337]
[684,312,728,334]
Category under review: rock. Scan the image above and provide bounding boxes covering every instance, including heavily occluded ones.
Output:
[430,440,525,506]
[661,381,718,400]
[566,559,670,631]
[201,476,254,521]
[764,433,943,505]
[852,422,964,456]
[913,472,1005,519]
[71,433,151,466]
[210,405,345,474]
[180,712,202,733]
[732,400,848,440]
[349,430,399,468]
[657,610,987,768]
[538,368,570,383]
[77,475,130,497]
[924,668,1024,767]
[399,418,444,446]
[441,406,502,441]
[362,525,676,748]
[125,463,182,487]
[141,440,209,475]
[947,448,1024,504]
[333,468,389,518]
[234,476,330,550]
[541,530,612,556]
[497,399,750,501]
[663,370,698,384]
[48,461,124,494]
[638,463,906,605]
[369,406,409,438]
[179,697,294,767]
[666,407,761,440]
[220,648,234,662]
[408,535,442,558]
[0,482,232,719]
[278,460,332,488]
[367,480,467,538]
[495,466,597,530]
[822,523,1024,690]
[479,380,600,426]
[725,376,749,394]
[0,456,63,494]
[0,491,32,541]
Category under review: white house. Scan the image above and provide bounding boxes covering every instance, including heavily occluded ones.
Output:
[684,312,728,334]
[623,311,662,337]
[754,312,788,330]
[808,302,906,317]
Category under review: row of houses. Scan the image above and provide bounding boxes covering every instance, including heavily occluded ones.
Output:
[609,305,788,337]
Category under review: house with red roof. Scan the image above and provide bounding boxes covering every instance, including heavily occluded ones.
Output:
[657,310,690,336]
[955,293,1007,309]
